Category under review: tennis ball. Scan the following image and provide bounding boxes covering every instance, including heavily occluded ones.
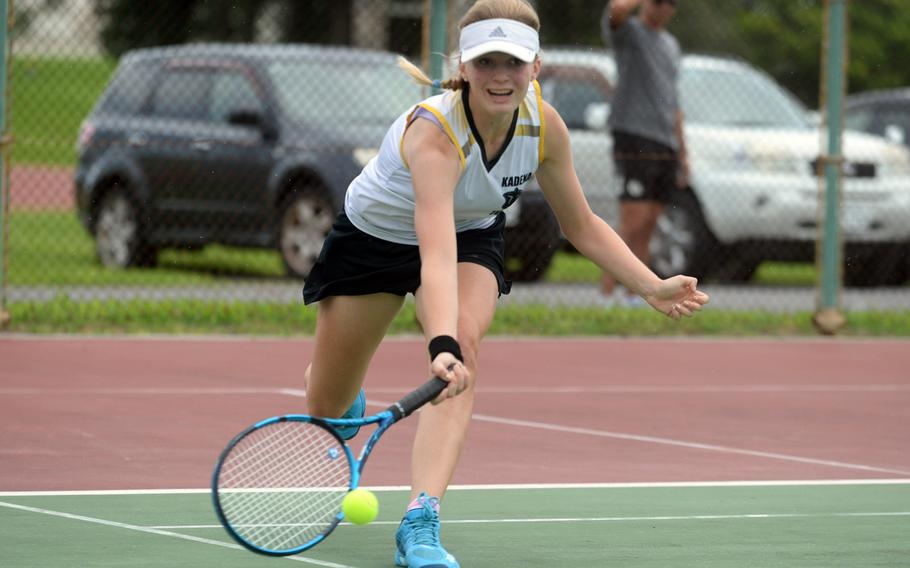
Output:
[342,488,378,525]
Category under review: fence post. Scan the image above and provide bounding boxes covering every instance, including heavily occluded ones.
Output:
[428,0,447,94]
[814,0,849,335]
[0,0,9,330]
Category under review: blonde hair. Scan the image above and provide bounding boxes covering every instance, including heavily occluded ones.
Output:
[398,0,540,91]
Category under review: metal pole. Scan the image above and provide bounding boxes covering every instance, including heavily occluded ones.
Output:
[813,0,848,335]
[428,0,447,94]
[0,0,10,329]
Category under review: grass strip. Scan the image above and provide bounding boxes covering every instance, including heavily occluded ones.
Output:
[7,297,910,336]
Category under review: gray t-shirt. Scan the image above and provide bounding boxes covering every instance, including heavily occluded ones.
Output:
[602,11,681,149]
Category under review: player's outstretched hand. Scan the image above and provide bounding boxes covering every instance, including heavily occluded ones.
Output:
[644,276,709,320]
[429,355,469,403]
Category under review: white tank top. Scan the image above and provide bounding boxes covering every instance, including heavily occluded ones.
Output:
[344,81,546,245]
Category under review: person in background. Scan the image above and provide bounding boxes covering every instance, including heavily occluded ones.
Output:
[302,1,708,566]
[601,0,689,305]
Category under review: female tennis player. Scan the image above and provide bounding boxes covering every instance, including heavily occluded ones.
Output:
[302,1,709,566]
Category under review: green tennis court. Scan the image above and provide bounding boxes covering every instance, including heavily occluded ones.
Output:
[2,482,908,567]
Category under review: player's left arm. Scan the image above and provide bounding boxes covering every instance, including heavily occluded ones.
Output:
[534,101,708,317]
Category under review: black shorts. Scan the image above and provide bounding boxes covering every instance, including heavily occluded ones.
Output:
[302,212,511,304]
[612,131,679,204]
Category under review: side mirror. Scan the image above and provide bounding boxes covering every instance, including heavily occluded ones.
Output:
[228,109,277,139]
[884,124,906,146]
[584,102,610,131]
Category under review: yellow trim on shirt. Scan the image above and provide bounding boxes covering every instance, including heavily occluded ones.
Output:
[416,103,466,170]
[533,80,545,163]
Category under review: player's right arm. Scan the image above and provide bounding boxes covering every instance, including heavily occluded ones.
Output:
[401,116,468,400]
[605,0,642,29]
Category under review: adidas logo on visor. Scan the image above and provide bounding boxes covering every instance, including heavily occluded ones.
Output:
[489,26,507,38]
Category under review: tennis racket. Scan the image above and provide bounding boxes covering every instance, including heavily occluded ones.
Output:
[211,376,448,556]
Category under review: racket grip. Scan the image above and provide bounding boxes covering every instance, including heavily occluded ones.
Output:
[388,377,449,421]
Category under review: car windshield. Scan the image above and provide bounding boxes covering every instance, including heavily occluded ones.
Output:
[267,59,423,129]
[680,65,809,129]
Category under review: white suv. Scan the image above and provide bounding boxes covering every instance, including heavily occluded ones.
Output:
[537,48,910,286]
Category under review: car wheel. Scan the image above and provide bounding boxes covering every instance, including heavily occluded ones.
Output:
[505,233,560,282]
[650,189,717,281]
[278,191,335,279]
[94,187,156,268]
[711,247,761,283]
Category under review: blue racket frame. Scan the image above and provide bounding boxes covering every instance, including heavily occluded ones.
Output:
[212,376,448,556]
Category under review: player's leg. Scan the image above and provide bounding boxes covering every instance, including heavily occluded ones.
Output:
[619,199,664,270]
[602,131,648,298]
[623,144,676,275]
[305,293,405,419]
[395,262,498,568]
[410,261,497,498]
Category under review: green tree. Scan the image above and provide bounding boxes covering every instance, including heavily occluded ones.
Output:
[736,0,910,105]
[93,0,201,56]
[846,0,910,94]
[91,0,353,57]
[735,0,823,105]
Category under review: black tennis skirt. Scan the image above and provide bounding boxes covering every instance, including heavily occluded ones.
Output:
[302,212,511,305]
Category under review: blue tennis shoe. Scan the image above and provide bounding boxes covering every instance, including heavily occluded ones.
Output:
[394,493,459,568]
[334,389,365,441]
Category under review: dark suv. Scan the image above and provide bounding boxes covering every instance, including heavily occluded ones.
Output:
[75,43,560,280]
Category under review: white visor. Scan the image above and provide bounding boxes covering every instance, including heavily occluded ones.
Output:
[459,18,539,63]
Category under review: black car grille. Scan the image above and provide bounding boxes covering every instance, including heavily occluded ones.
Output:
[810,158,876,178]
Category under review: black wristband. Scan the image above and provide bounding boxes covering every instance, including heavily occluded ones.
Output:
[428,335,464,363]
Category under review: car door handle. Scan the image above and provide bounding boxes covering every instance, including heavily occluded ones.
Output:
[191,140,212,152]
[127,134,147,147]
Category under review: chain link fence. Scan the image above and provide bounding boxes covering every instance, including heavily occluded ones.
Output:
[3,0,909,327]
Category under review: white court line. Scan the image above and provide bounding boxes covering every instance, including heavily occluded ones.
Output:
[361,384,910,394]
[468,412,910,476]
[4,386,906,476]
[151,510,910,530]
[2,334,907,345]
[0,387,285,395]
[1,496,905,563]
[0,500,356,568]
[340,393,910,477]
[2,478,909,497]
[3,384,909,396]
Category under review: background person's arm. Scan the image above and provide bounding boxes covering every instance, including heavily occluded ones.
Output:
[605,0,643,30]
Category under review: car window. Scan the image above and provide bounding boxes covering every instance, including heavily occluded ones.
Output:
[845,106,875,133]
[544,78,608,130]
[149,70,212,121]
[872,105,910,145]
[267,59,422,129]
[98,60,159,115]
[680,66,808,129]
[211,72,264,123]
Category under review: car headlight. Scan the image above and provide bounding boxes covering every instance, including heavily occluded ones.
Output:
[353,147,379,168]
[738,144,804,174]
[880,144,910,176]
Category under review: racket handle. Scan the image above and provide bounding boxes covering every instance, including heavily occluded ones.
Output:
[388,377,449,421]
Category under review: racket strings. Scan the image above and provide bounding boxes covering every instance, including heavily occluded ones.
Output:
[217,420,352,551]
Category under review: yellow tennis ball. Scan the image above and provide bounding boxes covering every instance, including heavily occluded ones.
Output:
[342,488,378,525]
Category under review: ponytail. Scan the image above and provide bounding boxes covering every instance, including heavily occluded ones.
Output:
[397,56,465,91]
